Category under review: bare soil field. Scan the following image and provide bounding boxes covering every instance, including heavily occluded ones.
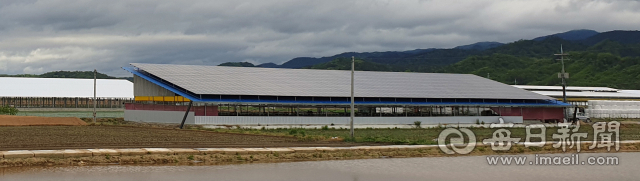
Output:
[0,115,86,126]
[0,126,366,151]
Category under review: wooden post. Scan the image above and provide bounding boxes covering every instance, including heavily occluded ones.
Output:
[93,69,97,123]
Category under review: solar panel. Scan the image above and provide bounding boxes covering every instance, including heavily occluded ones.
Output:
[130,63,553,100]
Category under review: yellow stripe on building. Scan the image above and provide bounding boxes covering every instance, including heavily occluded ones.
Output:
[135,96,190,102]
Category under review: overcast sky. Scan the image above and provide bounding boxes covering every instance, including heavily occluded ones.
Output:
[0,0,639,76]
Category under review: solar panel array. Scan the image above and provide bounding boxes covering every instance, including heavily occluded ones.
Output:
[131,63,553,100]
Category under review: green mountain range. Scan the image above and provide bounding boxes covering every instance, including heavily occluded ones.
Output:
[220,29,640,89]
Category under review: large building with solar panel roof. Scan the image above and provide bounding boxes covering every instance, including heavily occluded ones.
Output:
[122,63,571,126]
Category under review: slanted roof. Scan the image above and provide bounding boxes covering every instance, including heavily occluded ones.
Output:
[0,77,133,98]
[128,63,552,100]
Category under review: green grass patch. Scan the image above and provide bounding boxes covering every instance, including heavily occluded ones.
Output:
[199,123,640,145]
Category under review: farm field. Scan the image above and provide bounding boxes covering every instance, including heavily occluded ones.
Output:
[16,111,124,118]
[0,115,86,126]
[0,125,364,151]
[1,117,639,151]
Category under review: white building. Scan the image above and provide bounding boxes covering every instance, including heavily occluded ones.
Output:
[513,85,640,118]
[0,77,134,109]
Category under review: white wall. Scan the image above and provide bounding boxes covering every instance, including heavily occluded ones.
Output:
[587,100,640,118]
[125,110,194,124]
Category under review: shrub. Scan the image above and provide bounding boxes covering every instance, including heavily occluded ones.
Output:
[475,119,480,125]
[187,155,194,160]
[0,106,18,115]
[288,129,298,135]
[321,125,329,130]
[414,121,422,128]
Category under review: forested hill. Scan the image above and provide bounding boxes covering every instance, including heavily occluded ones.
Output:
[438,52,640,89]
[306,57,406,72]
[305,38,640,89]
[0,71,133,81]
[218,30,640,72]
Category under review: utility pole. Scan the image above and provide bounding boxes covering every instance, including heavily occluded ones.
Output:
[350,56,355,139]
[555,45,569,121]
[93,69,97,123]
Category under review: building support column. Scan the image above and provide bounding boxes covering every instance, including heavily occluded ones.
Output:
[179,101,193,129]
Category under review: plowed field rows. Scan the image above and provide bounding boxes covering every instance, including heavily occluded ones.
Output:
[0,126,358,151]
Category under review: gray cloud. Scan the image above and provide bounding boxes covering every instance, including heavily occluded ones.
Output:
[0,0,639,76]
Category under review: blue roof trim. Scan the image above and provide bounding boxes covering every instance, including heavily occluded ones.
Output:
[197,98,569,107]
[123,66,570,107]
[123,67,201,101]
[196,99,569,107]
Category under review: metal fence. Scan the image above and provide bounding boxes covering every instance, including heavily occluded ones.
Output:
[1,97,133,108]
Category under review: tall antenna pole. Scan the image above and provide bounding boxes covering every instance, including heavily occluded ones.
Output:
[350,56,355,139]
[555,45,569,121]
[93,69,97,123]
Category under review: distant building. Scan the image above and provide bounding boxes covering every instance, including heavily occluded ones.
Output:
[587,100,640,119]
[122,63,570,125]
[513,85,640,119]
[0,77,134,110]
[512,85,640,106]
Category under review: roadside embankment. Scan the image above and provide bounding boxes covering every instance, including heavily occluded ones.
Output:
[2,142,640,168]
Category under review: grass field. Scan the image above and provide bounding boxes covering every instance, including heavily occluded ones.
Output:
[203,123,640,145]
